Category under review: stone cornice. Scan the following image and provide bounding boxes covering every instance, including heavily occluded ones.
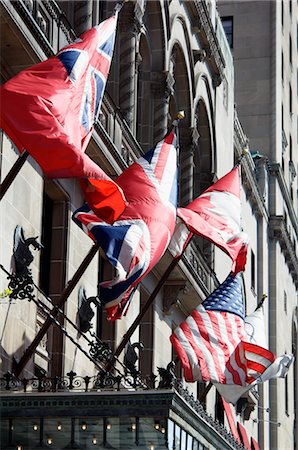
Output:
[269,163,298,238]
[234,113,268,219]
[269,215,298,288]
[185,0,225,86]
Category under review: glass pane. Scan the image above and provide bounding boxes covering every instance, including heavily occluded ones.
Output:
[76,417,103,448]
[167,419,175,450]
[187,434,193,450]
[181,429,187,448]
[193,439,199,450]
[174,423,181,450]
[138,417,167,449]
[43,417,72,448]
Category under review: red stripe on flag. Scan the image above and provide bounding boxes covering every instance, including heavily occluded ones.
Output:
[208,310,245,385]
[170,332,195,382]
[244,342,276,363]
[180,320,210,381]
[222,398,241,444]
[192,310,225,382]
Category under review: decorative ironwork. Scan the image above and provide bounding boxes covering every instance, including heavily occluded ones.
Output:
[0,371,246,449]
[6,272,35,301]
[123,341,144,376]
[89,336,113,363]
[13,225,42,276]
[2,225,43,301]
[157,361,176,389]
[78,286,100,333]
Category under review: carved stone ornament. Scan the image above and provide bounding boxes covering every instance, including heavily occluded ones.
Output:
[124,341,144,376]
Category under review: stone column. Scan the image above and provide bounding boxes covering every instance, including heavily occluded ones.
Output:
[179,126,199,206]
[119,2,143,133]
[151,70,174,143]
[74,1,93,36]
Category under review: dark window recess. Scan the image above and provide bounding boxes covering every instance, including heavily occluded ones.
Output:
[97,255,115,350]
[221,16,233,48]
[39,192,53,296]
[139,288,153,377]
[215,390,225,424]
[39,181,69,378]
[197,382,207,409]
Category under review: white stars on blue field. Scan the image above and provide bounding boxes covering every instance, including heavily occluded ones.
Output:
[202,272,245,320]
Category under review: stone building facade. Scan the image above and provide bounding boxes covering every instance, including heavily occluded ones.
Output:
[0,1,296,449]
[218,2,298,449]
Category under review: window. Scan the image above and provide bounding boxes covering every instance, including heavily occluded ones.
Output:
[221,16,233,48]
[215,391,224,424]
[284,291,287,313]
[139,287,154,376]
[97,255,115,349]
[39,180,69,377]
[197,382,207,409]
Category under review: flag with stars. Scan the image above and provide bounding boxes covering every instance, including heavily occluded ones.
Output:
[171,273,294,403]
[0,11,125,223]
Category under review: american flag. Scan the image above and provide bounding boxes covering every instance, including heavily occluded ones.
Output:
[73,132,178,320]
[170,273,293,403]
[0,12,125,222]
[169,166,248,274]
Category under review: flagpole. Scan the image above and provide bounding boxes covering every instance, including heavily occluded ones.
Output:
[13,243,100,377]
[104,251,186,372]
[0,150,29,200]
[103,112,186,372]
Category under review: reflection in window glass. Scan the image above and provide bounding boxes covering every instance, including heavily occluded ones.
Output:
[187,434,193,449]
[175,423,181,450]
[181,429,187,448]
[221,16,233,48]
[138,417,167,448]
[167,419,175,450]
[193,439,199,450]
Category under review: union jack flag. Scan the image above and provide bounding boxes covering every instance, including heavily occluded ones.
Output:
[171,273,293,404]
[73,132,178,320]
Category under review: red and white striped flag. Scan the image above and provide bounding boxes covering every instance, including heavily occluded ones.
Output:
[170,273,293,404]
[169,166,248,274]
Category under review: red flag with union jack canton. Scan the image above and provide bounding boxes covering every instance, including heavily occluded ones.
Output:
[73,132,178,320]
[0,12,125,222]
[170,273,293,404]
